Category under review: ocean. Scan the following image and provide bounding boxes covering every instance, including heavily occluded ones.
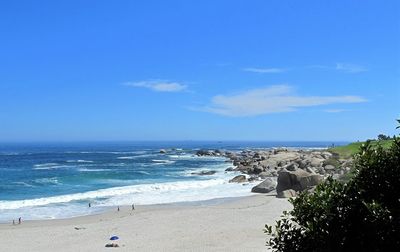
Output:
[0,141,343,222]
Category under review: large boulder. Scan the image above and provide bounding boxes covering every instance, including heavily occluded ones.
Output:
[251,178,276,193]
[229,175,247,183]
[276,169,323,193]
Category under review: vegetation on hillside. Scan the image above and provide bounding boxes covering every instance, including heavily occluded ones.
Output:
[265,122,400,251]
[329,139,393,158]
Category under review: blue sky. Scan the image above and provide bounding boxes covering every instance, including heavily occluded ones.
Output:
[0,0,399,142]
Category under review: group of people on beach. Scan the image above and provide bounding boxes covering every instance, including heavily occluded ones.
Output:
[11,202,136,225]
[12,217,22,225]
[88,202,135,211]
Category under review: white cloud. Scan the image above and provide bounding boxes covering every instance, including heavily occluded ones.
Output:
[323,109,348,113]
[124,80,187,92]
[243,67,286,73]
[335,63,367,73]
[201,85,366,117]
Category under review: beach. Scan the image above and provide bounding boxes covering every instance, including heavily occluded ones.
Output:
[0,194,291,252]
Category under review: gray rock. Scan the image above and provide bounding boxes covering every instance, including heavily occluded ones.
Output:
[277,189,297,198]
[251,178,276,193]
[324,165,335,171]
[191,170,217,176]
[258,171,273,178]
[229,175,247,183]
[305,166,317,174]
[276,169,323,193]
[252,165,264,174]
[225,167,234,172]
[285,163,298,171]
[159,149,167,154]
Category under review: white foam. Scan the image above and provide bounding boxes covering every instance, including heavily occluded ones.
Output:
[77,168,111,172]
[152,159,175,164]
[116,156,136,160]
[67,160,94,163]
[12,182,34,187]
[33,178,60,185]
[0,177,251,210]
[34,163,59,168]
[33,165,73,170]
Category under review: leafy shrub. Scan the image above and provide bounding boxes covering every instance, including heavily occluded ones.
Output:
[265,131,400,251]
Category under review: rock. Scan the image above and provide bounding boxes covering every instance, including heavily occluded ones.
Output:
[305,166,317,174]
[309,157,324,167]
[229,175,247,183]
[285,163,298,171]
[258,171,273,178]
[298,174,324,190]
[191,170,217,176]
[324,165,336,171]
[251,178,276,193]
[196,149,212,156]
[276,169,323,193]
[159,149,167,154]
[252,165,264,174]
[277,189,297,198]
[225,167,234,172]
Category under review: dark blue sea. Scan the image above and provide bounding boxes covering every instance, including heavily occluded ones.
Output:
[0,141,344,222]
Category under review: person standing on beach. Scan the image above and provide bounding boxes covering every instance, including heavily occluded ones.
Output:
[18,217,21,224]
[117,206,120,211]
[132,203,135,210]
[89,202,91,208]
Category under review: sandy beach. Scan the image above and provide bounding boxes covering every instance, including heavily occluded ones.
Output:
[0,194,291,252]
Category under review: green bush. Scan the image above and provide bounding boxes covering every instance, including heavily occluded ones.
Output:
[265,132,400,251]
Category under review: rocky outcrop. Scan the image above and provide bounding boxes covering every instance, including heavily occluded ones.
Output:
[251,178,276,193]
[196,147,352,197]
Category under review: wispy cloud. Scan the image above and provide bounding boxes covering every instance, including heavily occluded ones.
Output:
[124,80,187,92]
[199,85,366,117]
[335,63,367,73]
[307,63,367,73]
[323,109,348,113]
[243,67,286,73]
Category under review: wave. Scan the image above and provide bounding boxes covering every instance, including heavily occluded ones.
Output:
[67,160,94,163]
[169,154,227,161]
[152,159,175,164]
[12,182,35,187]
[77,168,111,172]
[34,163,59,168]
[116,156,136,160]
[33,165,73,170]
[33,177,60,185]
[0,179,228,210]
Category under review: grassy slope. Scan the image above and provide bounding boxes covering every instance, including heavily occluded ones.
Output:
[328,140,393,158]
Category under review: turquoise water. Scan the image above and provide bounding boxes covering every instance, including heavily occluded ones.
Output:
[0,141,342,222]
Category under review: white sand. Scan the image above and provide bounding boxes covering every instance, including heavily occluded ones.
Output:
[0,195,291,252]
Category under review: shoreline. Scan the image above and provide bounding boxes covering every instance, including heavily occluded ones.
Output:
[0,194,291,252]
[0,194,258,227]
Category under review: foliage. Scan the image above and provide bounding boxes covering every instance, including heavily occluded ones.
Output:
[265,127,400,251]
[377,134,391,141]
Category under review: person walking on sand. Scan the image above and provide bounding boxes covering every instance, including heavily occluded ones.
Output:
[132,203,135,210]
[117,206,120,211]
[18,217,21,224]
